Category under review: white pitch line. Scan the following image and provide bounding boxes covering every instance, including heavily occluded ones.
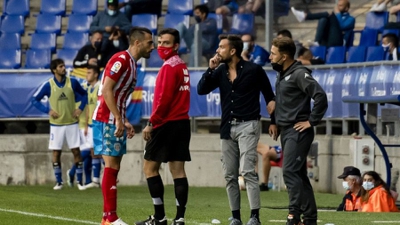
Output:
[372,221,400,223]
[0,208,99,224]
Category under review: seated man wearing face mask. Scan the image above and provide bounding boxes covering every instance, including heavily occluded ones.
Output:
[101,28,129,65]
[382,33,400,61]
[360,171,399,212]
[90,0,131,50]
[176,4,218,67]
[337,166,363,212]
[73,31,104,68]
[241,34,270,66]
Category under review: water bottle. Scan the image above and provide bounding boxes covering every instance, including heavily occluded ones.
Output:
[268,178,273,189]
[273,175,278,191]
[274,145,282,159]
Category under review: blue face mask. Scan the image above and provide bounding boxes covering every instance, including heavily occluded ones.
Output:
[194,16,202,23]
[107,9,116,16]
[362,181,374,190]
[382,43,390,52]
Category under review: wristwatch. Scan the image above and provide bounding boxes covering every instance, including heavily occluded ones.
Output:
[147,121,152,126]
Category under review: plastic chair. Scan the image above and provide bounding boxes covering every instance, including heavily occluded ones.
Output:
[325,47,346,64]
[71,0,98,15]
[131,14,158,35]
[309,46,327,61]
[207,13,223,35]
[40,0,66,16]
[67,15,93,33]
[30,33,57,53]
[359,29,378,46]
[230,14,255,35]
[146,50,164,68]
[364,11,389,32]
[366,46,385,62]
[0,15,24,34]
[163,14,190,29]
[25,49,51,69]
[56,49,78,68]
[0,49,21,68]
[0,33,21,49]
[347,46,367,63]
[63,32,89,50]
[167,0,193,15]
[3,0,29,17]
[35,14,61,34]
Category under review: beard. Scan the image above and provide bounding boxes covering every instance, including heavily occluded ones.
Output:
[220,56,232,64]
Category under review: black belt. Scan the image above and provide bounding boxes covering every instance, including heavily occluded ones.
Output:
[230,117,259,125]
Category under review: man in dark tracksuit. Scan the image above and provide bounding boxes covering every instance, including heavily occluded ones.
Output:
[269,37,328,225]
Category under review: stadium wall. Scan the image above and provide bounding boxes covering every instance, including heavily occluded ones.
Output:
[1,134,400,194]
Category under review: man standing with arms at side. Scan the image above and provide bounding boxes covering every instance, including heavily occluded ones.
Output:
[136,28,191,225]
[93,27,154,225]
[32,59,87,190]
[197,35,277,225]
[269,37,328,225]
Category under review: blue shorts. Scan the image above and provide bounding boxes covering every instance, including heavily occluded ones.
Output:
[225,1,239,14]
[93,120,127,157]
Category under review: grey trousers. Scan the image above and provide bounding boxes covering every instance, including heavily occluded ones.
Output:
[221,120,261,211]
[281,127,317,221]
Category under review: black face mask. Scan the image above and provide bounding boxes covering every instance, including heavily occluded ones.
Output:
[194,16,202,23]
[271,56,284,72]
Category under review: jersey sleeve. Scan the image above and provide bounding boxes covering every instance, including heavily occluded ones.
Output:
[103,54,128,83]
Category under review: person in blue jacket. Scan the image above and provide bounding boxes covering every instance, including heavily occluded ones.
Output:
[241,34,270,66]
[291,0,355,47]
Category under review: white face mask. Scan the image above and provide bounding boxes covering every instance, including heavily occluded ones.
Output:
[382,43,390,51]
[113,40,120,48]
[362,181,374,190]
[107,9,116,16]
[342,181,350,190]
[243,42,250,51]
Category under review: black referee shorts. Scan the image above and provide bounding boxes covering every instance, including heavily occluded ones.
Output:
[144,119,191,163]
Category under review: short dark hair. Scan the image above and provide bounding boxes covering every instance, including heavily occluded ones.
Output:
[297,47,309,57]
[219,34,243,58]
[158,28,180,44]
[91,30,103,36]
[277,29,292,39]
[194,4,209,18]
[383,33,399,48]
[87,64,100,78]
[242,33,255,41]
[50,59,65,75]
[272,37,296,59]
[129,26,153,45]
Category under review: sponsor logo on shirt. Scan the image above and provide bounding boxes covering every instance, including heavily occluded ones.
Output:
[58,92,68,100]
[110,61,122,74]
[284,75,291,81]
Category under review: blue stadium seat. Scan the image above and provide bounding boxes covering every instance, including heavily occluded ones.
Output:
[3,0,29,17]
[71,0,98,15]
[325,46,346,64]
[382,29,400,37]
[146,50,164,67]
[163,14,190,29]
[230,14,254,35]
[0,33,21,49]
[208,13,223,35]
[35,14,62,34]
[30,33,56,53]
[63,32,89,50]
[309,46,327,61]
[347,46,367,63]
[0,49,21,68]
[56,49,78,68]
[25,49,51,69]
[67,15,93,33]
[0,15,24,34]
[364,11,389,31]
[131,14,158,35]
[366,46,385,62]
[359,29,378,46]
[40,0,66,16]
[167,0,193,15]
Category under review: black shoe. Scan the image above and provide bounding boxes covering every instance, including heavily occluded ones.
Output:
[286,214,302,225]
[302,219,317,225]
[171,218,185,225]
[259,183,269,191]
[135,215,167,225]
